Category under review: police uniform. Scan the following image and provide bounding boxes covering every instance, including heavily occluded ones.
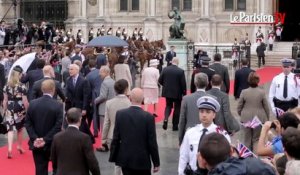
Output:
[178,96,231,175]
[116,27,122,37]
[88,29,94,41]
[269,58,300,115]
[122,28,127,40]
[100,26,105,36]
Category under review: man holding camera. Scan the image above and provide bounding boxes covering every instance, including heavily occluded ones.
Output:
[256,112,300,157]
[269,58,300,117]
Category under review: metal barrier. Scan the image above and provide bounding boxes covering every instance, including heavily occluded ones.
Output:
[193,44,246,70]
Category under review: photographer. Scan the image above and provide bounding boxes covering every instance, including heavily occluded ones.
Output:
[257,112,300,157]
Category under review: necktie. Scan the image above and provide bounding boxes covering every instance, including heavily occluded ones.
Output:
[198,128,208,150]
[73,77,76,87]
[283,76,288,98]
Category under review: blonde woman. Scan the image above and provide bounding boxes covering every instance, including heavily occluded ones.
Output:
[2,66,29,158]
[141,59,160,117]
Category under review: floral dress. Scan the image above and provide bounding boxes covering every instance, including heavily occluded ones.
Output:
[3,84,27,131]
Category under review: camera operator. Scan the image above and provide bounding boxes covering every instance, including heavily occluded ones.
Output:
[256,112,300,157]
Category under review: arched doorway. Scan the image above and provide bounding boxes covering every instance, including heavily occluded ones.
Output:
[20,0,68,29]
[278,0,300,41]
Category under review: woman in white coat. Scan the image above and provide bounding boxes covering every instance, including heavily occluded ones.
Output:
[141,59,160,117]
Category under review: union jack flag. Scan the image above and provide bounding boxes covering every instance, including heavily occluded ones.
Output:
[241,116,262,129]
[275,107,285,118]
[236,142,257,158]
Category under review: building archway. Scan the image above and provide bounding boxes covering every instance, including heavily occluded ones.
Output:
[278,0,300,41]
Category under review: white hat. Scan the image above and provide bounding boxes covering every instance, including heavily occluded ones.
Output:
[149,59,159,67]
[197,96,220,112]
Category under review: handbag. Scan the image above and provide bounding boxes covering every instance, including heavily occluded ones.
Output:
[0,112,8,134]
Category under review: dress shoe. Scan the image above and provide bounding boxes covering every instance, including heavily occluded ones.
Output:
[7,152,12,159]
[162,120,168,130]
[17,147,25,154]
[172,126,178,131]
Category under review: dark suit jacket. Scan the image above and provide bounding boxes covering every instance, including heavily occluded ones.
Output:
[86,69,102,101]
[25,95,63,150]
[190,67,215,93]
[165,51,176,65]
[0,64,5,101]
[96,54,107,69]
[207,88,240,134]
[158,65,186,99]
[209,63,230,93]
[65,75,90,111]
[31,77,66,101]
[20,69,44,94]
[234,67,254,99]
[256,43,266,57]
[51,127,100,175]
[178,90,207,144]
[109,106,160,170]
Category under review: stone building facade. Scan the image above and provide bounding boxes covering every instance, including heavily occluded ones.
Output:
[0,0,277,44]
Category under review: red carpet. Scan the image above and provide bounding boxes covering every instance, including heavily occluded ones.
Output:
[0,66,281,175]
[229,66,282,95]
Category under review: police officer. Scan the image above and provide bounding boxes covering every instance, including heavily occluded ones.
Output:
[88,27,94,41]
[178,96,231,175]
[121,28,127,40]
[132,27,138,40]
[115,27,122,38]
[100,25,105,36]
[190,56,215,93]
[269,58,300,117]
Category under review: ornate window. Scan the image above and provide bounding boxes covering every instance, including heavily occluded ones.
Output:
[171,0,192,11]
[237,0,246,11]
[225,0,234,11]
[120,0,139,11]
[225,0,246,11]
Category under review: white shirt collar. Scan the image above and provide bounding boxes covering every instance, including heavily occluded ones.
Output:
[73,74,79,80]
[196,89,205,92]
[43,93,53,98]
[212,86,221,90]
[68,124,79,129]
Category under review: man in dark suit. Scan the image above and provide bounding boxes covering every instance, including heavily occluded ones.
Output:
[25,79,63,175]
[165,45,176,66]
[178,72,208,145]
[65,64,93,142]
[96,47,107,69]
[256,42,266,68]
[159,57,186,131]
[85,58,102,133]
[190,56,215,93]
[109,88,160,175]
[0,62,5,103]
[207,74,240,134]
[234,58,254,99]
[20,58,45,96]
[209,53,230,94]
[31,65,65,101]
[51,108,100,175]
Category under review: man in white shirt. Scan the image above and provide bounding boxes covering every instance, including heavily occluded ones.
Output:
[178,96,231,175]
[269,58,300,117]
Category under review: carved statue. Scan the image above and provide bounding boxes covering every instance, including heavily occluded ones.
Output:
[168,7,185,39]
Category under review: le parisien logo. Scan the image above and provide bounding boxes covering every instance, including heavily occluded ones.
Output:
[230,12,286,24]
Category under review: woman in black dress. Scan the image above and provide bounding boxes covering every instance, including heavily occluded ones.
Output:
[2,66,29,158]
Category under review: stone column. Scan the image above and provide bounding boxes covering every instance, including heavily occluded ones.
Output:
[82,0,87,18]
[97,0,104,17]
[201,0,210,18]
[150,0,155,16]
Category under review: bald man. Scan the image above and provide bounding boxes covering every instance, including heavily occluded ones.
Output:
[31,65,65,101]
[65,64,94,142]
[25,79,63,175]
[109,88,160,175]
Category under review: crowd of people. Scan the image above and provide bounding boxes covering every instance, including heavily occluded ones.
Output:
[0,27,300,175]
